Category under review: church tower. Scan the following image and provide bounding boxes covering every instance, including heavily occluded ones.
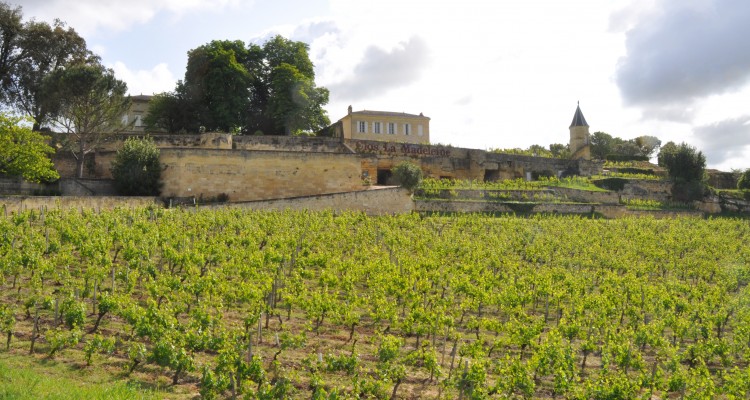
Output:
[569,102,591,160]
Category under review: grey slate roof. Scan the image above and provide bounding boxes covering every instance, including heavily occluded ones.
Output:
[570,104,588,128]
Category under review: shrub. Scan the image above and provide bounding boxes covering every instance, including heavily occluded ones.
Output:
[658,142,705,183]
[392,161,423,192]
[111,137,161,196]
[593,178,629,192]
[738,169,750,190]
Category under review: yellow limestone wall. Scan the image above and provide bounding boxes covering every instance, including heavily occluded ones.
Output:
[569,126,591,160]
[159,148,363,202]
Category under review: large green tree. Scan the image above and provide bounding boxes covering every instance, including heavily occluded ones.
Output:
[0,1,23,88]
[0,3,92,130]
[658,142,705,182]
[633,135,662,158]
[590,131,661,160]
[590,131,617,160]
[6,20,91,130]
[182,40,252,132]
[148,35,329,135]
[44,63,130,178]
[144,86,200,134]
[268,63,330,135]
[0,112,59,182]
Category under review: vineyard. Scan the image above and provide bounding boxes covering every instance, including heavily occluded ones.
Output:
[2,208,750,399]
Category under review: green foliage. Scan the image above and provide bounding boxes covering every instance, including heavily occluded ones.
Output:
[0,112,59,182]
[737,169,750,190]
[60,296,86,329]
[377,335,403,363]
[0,353,163,399]
[672,181,709,202]
[392,161,423,192]
[83,334,115,365]
[111,136,161,196]
[0,14,91,130]
[418,176,607,193]
[549,143,571,159]
[45,327,81,357]
[183,40,252,133]
[658,141,706,183]
[143,90,197,133]
[591,131,661,160]
[324,352,359,375]
[590,131,616,160]
[0,304,15,349]
[44,62,130,178]
[149,337,195,384]
[4,207,750,398]
[150,35,329,135]
[621,198,693,211]
[634,135,662,158]
[268,63,330,135]
[605,154,649,162]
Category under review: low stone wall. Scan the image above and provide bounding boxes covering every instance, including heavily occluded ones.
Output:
[59,179,117,196]
[550,187,620,204]
[199,187,413,215]
[1,196,160,214]
[621,180,673,202]
[0,177,52,196]
[709,193,750,213]
[0,177,116,196]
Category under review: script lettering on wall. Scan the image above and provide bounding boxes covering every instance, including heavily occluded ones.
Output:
[353,141,451,157]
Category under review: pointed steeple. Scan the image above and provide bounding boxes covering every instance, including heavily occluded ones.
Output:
[569,102,588,128]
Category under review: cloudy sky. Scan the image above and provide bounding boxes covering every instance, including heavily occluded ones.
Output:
[14,0,750,170]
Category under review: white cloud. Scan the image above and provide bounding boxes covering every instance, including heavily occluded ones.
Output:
[18,0,249,35]
[110,62,176,95]
[327,37,430,102]
[616,0,750,106]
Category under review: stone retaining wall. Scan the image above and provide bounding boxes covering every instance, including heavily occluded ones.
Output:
[199,187,413,215]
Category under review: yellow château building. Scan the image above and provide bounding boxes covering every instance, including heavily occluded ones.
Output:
[326,105,430,144]
[121,95,154,133]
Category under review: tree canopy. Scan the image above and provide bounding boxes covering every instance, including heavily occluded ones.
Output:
[392,161,423,192]
[0,2,92,130]
[738,169,750,190]
[146,35,330,135]
[45,62,130,178]
[657,141,706,183]
[590,132,661,160]
[0,112,59,182]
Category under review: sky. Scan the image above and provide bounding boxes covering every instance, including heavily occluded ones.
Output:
[13,0,750,171]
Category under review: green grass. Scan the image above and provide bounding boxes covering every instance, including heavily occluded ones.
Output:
[620,198,693,211]
[0,353,163,400]
[715,189,750,201]
[418,177,610,192]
